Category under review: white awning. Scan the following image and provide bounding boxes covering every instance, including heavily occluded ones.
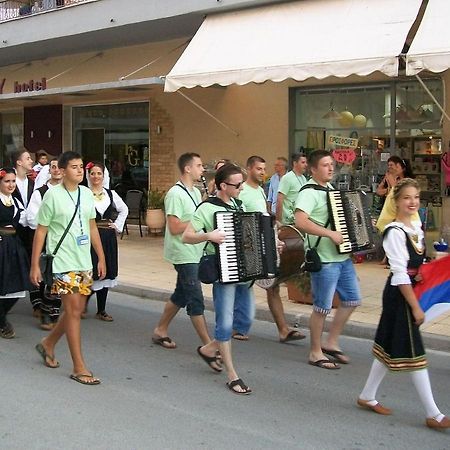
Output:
[165,0,422,92]
[406,0,450,75]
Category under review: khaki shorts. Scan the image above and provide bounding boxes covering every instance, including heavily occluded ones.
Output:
[51,271,93,296]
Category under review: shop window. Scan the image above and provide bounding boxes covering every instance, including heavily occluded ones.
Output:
[0,112,23,167]
[290,80,443,204]
[72,102,149,196]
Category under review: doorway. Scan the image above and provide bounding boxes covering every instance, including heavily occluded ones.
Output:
[78,128,105,163]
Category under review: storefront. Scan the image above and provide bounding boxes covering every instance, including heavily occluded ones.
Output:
[290,78,444,226]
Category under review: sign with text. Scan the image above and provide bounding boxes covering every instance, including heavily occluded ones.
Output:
[328,135,358,149]
[0,77,47,95]
[332,148,356,165]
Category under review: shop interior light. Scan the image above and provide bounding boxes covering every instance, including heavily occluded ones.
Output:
[322,102,341,120]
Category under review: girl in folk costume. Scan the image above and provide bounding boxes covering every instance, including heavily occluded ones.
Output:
[358,178,450,430]
[86,162,128,321]
[0,168,31,338]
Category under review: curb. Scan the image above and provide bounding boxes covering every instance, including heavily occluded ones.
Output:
[112,283,450,353]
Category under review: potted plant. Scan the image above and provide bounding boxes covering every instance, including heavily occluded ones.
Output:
[146,189,165,234]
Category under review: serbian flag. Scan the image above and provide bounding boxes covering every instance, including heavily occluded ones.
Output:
[414,255,450,323]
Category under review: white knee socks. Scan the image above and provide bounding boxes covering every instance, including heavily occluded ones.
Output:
[410,369,444,421]
[359,359,388,406]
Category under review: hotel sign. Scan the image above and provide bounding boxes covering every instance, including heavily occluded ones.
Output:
[0,77,47,95]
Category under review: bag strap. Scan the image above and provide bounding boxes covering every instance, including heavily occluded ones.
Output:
[176,182,199,207]
[52,188,80,256]
[306,218,330,249]
[299,184,331,193]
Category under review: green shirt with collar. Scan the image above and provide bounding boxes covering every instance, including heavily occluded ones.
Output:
[239,182,267,213]
[163,183,203,265]
[278,170,307,224]
[295,179,348,263]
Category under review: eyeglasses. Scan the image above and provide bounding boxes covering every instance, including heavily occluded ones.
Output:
[224,181,244,189]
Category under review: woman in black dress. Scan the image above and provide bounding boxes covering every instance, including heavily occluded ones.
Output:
[358,178,449,430]
[86,162,128,321]
[0,168,31,338]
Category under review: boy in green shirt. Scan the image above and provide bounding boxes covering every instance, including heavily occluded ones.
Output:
[183,163,253,395]
[295,149,361,370]
[30,151,106,385]
[152,153,216,359]
[276,153,307,225]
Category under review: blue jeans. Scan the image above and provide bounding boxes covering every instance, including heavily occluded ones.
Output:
[310,258,361,315]
[213,281,255,341]
[170,264,205,316]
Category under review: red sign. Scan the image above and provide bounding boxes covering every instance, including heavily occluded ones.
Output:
[332,149,356,165]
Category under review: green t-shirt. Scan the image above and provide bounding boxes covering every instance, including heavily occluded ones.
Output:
[190,198,244,255]
[38,184,97,273]
[163,183,203,264]
[295,180,348,263]
[239,182,267,213]
[278,171,307,224]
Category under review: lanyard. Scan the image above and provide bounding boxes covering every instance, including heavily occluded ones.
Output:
[64,187,82,234]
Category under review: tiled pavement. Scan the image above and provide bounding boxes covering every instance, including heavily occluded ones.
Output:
[115,229,450,342]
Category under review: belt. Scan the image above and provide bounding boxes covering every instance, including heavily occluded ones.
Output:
[0,227,16,236]
[96,220,111,229]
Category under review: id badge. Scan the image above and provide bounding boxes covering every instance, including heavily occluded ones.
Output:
[76,234,89,246]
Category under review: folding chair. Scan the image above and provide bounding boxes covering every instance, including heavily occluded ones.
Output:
[121,190,144,239]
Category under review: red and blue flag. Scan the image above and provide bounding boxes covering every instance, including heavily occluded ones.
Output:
[414,255,450,323]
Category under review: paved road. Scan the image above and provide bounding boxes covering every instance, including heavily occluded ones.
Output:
[2,293,449,449]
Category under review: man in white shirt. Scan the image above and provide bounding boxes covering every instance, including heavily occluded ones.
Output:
[27,157,63,330]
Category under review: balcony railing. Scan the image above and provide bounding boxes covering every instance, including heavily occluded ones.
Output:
[0,0,92,23]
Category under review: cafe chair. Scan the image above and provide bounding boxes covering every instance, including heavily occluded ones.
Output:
[121,189,144,239]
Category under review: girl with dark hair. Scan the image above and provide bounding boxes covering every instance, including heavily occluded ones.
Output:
[0,168,31,338]
[85,162,128,321]
[376,157,420,233]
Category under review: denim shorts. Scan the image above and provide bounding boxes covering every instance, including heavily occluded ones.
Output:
[310,258,361,315]
[171,263,205,316]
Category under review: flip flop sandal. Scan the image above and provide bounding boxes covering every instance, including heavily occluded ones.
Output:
[322,348,350,364]
[70,373,101,385]
[280,329,306,343]
[0,322,15,339]
[197,346,223,373]
[227,378,252,395]
[152,336,177,349]
[35,343,60,368]
[308,359,340,370]
[232,332,249,341]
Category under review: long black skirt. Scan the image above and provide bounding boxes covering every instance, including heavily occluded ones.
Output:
[91,227,118,281]
[373,277,427,372]
[0,234,32,296]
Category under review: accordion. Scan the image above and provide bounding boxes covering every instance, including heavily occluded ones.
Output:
[327,190,374,254]
[214,211,277,284]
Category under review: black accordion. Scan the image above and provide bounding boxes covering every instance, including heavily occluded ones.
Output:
[214,211,277,284]
[327,190,374,254]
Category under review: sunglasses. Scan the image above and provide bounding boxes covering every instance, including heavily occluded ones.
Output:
[224,181,244,189]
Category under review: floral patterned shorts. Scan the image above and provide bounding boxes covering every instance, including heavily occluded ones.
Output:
[51,271,93,296]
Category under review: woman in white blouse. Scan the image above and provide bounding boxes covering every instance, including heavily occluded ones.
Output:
[86,162,128,322]
[358,178,449,430]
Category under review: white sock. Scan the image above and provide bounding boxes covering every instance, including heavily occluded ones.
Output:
[410,369,443,420]
[359,359,388,405]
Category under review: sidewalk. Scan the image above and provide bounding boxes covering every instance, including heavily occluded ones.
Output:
[114,229,450,349]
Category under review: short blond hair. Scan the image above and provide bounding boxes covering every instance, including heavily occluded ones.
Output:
[392,178,420,202]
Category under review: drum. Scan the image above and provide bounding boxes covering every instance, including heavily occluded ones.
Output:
[255,225,305,289]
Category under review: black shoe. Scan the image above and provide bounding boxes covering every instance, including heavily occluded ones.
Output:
[40,314,54,331]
